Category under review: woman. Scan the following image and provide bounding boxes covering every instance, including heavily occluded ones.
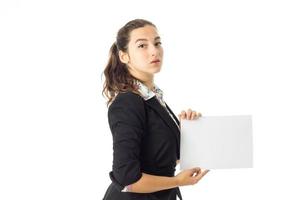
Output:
[102,19,209,200]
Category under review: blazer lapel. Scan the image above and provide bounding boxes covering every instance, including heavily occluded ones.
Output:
[165,102,180,128]
[145,97,180,148]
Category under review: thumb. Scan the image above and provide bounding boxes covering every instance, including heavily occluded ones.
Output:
[195,169,210,180]
[191,167,201,176]
[178,114,181,120]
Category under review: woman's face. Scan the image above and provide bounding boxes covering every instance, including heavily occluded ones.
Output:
[119,25,163,80]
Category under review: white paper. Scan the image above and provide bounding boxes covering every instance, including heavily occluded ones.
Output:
[180,115,253,170]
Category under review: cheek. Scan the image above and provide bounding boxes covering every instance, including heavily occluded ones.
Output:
[136,52,149,63]
[159,48,164,57]
[129,50,143,63]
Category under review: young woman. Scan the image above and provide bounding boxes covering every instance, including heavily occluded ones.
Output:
[102,19,209,200]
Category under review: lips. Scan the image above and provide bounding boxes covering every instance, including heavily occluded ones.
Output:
[150,59,160,63]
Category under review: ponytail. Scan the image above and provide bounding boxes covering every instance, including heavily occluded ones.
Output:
[102,42,138,106]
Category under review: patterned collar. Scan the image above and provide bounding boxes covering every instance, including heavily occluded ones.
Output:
[134,79,164,101]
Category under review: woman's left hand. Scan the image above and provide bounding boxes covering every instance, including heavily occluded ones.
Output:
[178,108,202,120]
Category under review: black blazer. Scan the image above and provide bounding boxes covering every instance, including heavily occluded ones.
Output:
[103,91,182,200]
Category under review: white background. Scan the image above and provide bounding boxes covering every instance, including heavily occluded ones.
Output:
[1,0,299,199]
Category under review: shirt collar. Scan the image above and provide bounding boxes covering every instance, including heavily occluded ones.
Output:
[134,79,163,101]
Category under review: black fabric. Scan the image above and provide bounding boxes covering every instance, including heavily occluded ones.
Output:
[103,91,182,200]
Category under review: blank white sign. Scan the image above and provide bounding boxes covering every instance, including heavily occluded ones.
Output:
[180,115,253,170]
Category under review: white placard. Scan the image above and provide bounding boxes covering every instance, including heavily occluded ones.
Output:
[180,115,253,169]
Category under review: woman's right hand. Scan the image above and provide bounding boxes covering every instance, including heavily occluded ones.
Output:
[175,167,209,186]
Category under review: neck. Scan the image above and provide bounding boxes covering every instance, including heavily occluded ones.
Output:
[129,69,155,90]
[144,79,155,91]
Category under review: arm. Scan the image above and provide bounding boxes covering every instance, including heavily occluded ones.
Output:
[127,168,209,193]
[128,173,178,193]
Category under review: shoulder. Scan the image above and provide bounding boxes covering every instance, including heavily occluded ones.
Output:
[108,91,146,128]
[109,91,144,110]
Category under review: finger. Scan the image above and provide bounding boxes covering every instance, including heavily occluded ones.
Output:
[186,109,192,120]
[191,167,201,176]
[196,112,202,119]
[198,169,210,180]
[193,167,201,172]
[201,169,210,177]
[193,170,203,180]
[180,111,186,120]
[194,169,209,181]
[191,111,198,120]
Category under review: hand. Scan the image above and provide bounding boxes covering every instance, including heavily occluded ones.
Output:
[175,167,209,186]
[178,109,202,121]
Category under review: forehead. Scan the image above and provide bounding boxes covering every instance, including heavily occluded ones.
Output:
[129,25,160,43]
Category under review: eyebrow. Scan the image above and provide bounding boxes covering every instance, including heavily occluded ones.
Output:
[135,36,161,44]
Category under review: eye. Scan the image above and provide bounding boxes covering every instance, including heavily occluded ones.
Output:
[138,44,147,48]
[155,42,162,46]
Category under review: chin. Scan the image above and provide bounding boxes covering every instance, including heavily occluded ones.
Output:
[152,67,162,74]
[144,65,162,74]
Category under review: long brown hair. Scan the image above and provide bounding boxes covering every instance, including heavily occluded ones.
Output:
[101,19,156,106]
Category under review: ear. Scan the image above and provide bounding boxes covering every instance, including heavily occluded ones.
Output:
[118,50,130,64]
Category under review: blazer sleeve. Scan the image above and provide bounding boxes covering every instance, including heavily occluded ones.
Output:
[107,92,146,191]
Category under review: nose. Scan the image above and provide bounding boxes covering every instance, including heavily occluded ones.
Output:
[149,44,159,57]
